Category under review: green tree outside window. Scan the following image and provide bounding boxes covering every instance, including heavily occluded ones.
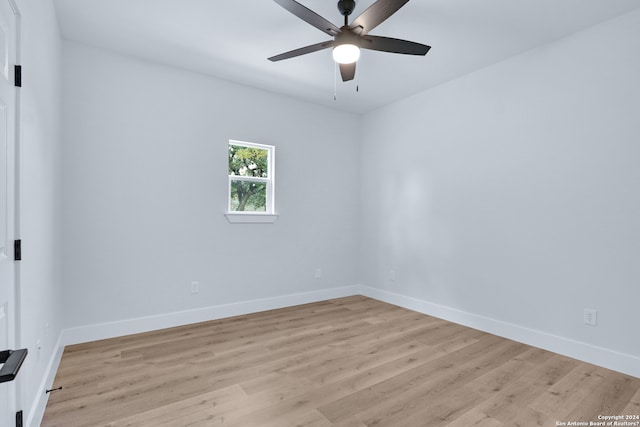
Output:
[228,143,273,212]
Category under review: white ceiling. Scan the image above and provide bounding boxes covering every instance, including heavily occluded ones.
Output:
[53,0,640,114]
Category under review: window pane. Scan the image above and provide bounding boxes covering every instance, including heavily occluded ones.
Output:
[230,180,267,212]
[229,144,269,178]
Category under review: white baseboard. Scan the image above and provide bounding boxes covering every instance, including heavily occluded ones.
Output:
[358,285,640,379]
[27,332,65,427]
[30,283,640,426]
[61,285,360,346]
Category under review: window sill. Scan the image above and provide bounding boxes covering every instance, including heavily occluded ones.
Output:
[224,213,279,224]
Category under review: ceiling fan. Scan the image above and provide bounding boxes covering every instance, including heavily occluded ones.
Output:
[268,0,431,82]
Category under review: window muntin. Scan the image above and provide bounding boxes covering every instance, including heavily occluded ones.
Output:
[228,141,274,214]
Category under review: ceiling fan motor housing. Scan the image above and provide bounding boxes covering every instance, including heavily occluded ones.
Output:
[335,26,360,45]
[338,0,356,16]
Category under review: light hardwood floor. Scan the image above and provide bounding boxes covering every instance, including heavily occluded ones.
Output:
[42,296,640,426]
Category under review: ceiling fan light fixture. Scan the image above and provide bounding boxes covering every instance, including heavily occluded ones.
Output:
[332,43,360,64]
[269,0,431,82]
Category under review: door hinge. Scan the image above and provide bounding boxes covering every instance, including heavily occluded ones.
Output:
[14,239,21,261]
[16,410,23,427]
[14,65,21,87]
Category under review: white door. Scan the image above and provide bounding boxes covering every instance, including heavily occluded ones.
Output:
[0,0,18,424]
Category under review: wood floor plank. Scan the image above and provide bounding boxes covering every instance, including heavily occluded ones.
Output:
[42,297,640,426]
[622,387,640,415]
[528,363,606,419]
[333,340,528,426]
[445,408,505,427]
[317,334,508,422]
[105,385,246,427]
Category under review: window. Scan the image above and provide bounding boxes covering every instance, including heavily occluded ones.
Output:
[226,140,277,222]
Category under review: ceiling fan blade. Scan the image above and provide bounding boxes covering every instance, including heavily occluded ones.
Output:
[269,41,333,62]
[339,62,356,81]
[273,0,340,36]
[351,0,410,34]
[359,35,431,55]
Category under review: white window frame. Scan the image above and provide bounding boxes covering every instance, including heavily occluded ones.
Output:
[225,140,278,223]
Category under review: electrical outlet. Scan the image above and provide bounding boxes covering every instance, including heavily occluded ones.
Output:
[584,308,597,326]
[190,281,200,294]
[315,268,322,279]
[389,270,396,282]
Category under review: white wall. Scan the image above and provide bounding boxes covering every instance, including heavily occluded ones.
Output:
[15,0,64,424]
[360,9,640,368]
[61,42,361,330]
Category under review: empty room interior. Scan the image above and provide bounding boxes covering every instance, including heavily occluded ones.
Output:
[2,0,640,426]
